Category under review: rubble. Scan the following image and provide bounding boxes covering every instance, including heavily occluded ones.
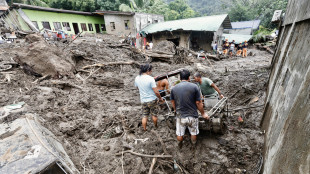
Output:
[0,34,272,173]
[153,40,176,54]
[12,34,75,77]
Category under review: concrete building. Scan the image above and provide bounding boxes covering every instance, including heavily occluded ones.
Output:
[140,14,232,51]
[225,20,261,35]
[1,3,162,45]
[95,11,164,48]
[1,3,106,35]
[261,0,310,173]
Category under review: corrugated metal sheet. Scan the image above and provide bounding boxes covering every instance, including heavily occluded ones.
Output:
[231,20,261,29]
[223,34,252,44]
[140,14,231,34]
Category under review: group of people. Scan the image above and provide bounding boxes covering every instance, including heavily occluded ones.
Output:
[212,39,248,58]
[135,64,224,148]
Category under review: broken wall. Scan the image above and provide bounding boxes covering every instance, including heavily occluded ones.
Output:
[262,0,310,173]
[151,31,190,49]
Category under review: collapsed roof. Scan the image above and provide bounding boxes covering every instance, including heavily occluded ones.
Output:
[0,102,79,174]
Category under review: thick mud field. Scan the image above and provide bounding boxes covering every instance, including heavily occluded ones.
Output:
[0,34,271,174]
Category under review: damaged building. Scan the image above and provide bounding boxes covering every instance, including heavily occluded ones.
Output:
[1,3,106,35]
[94,10,164,48]
[1,3,161,42]
[140,14,232,51]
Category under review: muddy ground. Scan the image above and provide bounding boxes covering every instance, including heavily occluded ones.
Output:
[0,34,271,174]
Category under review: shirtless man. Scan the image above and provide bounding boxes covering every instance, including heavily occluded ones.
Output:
[157,79,170,97]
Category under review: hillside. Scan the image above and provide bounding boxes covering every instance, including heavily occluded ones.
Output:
[165,0,232,16]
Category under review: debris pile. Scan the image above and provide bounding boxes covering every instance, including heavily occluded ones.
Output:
[12,34,75,77]
[153,40,176,54]
[0,34,272,173]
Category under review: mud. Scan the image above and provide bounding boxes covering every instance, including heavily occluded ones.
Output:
[0,34,271,174]
[153,40,176,53]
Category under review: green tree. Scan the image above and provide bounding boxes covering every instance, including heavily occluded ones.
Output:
[228,0,288,28]
[169,0,195,19]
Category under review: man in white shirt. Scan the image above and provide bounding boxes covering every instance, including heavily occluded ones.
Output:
[135,64,163,131]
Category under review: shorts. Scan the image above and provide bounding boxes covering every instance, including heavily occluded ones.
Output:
[176,117,199,136]
[141,100,159,118]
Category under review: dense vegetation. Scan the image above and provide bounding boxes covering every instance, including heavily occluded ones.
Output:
[7,0,288,28]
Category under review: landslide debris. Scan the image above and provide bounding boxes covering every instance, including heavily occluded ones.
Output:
[12,34,75,77]
[0,34,271,174]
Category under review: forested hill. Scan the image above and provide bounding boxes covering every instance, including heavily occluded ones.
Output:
[7,0,288,28]
[166,0,233,16]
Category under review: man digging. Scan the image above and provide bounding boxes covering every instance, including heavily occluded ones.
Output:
[135,64,163,131]
[170,69,209,149]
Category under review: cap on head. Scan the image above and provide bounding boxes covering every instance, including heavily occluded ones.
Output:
[245,40,247,42]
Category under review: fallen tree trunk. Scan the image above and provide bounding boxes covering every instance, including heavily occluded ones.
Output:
[116,150,172,158]
[145,50,175,55]
[82,61,140,70]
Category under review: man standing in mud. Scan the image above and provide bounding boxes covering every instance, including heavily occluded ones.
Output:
[170,69,209,148]
[135,64,164,131]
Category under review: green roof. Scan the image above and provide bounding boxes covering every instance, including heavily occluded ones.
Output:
[223,34,253,44]
[140,14,232,35]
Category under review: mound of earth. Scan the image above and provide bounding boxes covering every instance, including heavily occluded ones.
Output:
[153,40,176,53]
[13,34,75,77]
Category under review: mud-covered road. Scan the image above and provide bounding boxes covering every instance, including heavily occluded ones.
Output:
[0,34,271,174]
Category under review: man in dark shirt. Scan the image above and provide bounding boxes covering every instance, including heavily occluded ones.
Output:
[170,69,209,148]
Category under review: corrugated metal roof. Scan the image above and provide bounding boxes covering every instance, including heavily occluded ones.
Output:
[231,20,261,29]
[141,14,232,34]
[223,34,253,44]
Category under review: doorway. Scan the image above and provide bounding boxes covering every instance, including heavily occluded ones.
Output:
[167,38,180,46]
[95,24,100,33]
[72,23,79,34]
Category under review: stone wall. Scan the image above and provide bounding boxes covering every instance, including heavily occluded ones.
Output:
[261,0,310,173]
